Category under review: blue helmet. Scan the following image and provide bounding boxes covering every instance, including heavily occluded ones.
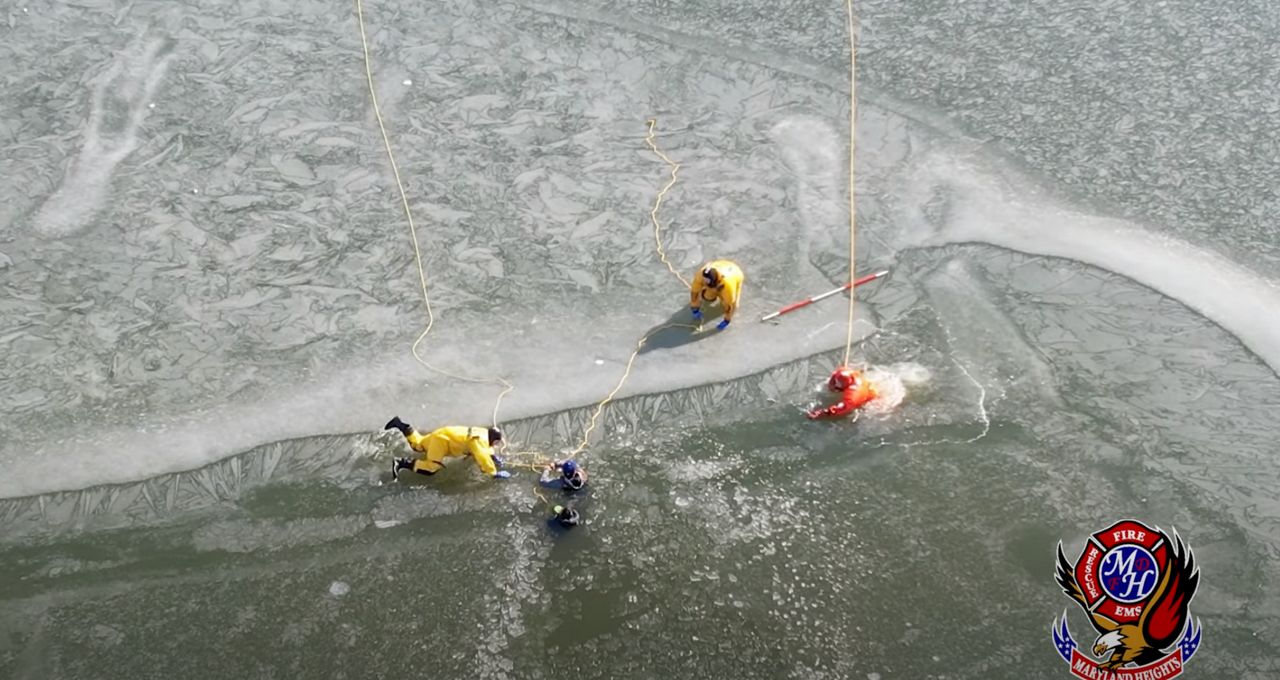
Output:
[561,460,578,477]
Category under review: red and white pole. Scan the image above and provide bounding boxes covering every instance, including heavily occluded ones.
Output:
[759,270,889,322]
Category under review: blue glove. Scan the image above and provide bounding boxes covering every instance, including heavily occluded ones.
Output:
[691,308,702,320]
[492,454,505,469]
[493,470,511,479]
[716,319,730,330]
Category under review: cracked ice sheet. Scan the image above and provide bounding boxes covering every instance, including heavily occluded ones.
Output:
[3,0,1280,508]
[1,0,893,498]
[3,353,1277,679]
[4,246,1280,676]
[913,249,1280,585]
[578,0,1280,278]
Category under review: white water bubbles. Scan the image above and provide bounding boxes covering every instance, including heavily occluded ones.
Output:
[861,361,931,417]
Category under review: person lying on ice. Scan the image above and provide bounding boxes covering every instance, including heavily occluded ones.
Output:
[539,458,587,492]
[807,366,878,419]
[690,259,744,330]
[384,416,510,479]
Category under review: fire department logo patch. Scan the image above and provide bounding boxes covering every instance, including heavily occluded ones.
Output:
[1051,520,1203,679]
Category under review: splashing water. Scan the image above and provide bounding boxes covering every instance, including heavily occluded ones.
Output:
[863,362,930,417]
[807,361,930,419]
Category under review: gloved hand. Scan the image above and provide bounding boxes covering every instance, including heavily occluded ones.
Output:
[716,319,730,330]
[493,470,511,479]
[691,307,702,320]
[492,454,505,469]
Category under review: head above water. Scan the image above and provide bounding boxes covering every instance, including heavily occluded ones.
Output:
[828,367,860,391]
[560,459,578,477]
[553,505,580,527]
[488,427,503,445]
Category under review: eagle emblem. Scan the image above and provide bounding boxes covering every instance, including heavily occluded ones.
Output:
[1051,520,1203,679]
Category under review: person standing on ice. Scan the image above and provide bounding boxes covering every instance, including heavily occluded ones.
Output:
[384,416,510,480]
[690,260,744,330]
[807,366,878,419]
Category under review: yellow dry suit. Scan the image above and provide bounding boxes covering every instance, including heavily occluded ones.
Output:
[690,259,744,323]
[405,426,500,476]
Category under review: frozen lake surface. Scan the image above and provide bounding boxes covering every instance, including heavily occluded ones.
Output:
[2,1,1279,678]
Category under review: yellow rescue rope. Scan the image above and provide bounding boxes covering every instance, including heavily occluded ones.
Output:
[356,3,693,501]
[556,120,696,463]
[354,0,513,427]
[645,119,690,288]
[842,0,860,367]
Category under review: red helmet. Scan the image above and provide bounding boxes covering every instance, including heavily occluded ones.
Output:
[828,367,859,391]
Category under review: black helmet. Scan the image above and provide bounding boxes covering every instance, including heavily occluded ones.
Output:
[487,427,503,445]
[561,461,585,490]
[553,505,580,527]
[702,266,719,285]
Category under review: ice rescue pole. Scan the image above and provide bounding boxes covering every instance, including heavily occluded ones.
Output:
[759,270,889,322]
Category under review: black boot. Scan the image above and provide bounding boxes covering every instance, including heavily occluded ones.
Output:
[391,457,413,480]
[384,416,411,436]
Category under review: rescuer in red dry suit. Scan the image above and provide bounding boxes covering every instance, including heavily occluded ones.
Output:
[807,366,878,419]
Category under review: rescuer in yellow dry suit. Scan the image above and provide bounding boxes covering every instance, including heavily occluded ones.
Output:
[690,259,744,330]
[384,416,510,480]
